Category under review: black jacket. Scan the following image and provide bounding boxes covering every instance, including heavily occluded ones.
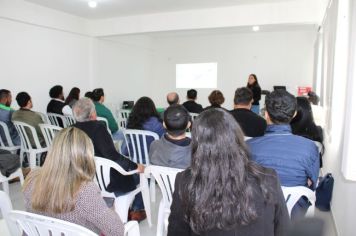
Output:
[73,121,138,194]
[230,108,267,137]
[182,101,203,114]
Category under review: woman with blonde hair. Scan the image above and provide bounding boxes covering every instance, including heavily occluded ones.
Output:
[23,127,124,235]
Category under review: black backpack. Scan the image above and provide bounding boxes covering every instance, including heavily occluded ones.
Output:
[0,150,20,177]
[315,173,334,211]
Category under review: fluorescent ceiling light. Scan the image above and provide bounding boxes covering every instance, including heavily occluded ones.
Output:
[88,1,97,8]
[252,26,260,32]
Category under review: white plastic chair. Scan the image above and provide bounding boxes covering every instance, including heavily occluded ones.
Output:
[145,165,183,236]
[47,113,67,128]
[124,221,140,236]
[0,191,21,236]
[0,121,21,154]
[123,129,159,202]
[97,117,111,135]
[64,115,76,126]
[117,116,127,130]
[120,109,131,119]
[189,112,199,121]
[0,165,24,196]
[39,124,63,147]
[94,157,152,227]
[281,186,316,218]
[13,121,48,169]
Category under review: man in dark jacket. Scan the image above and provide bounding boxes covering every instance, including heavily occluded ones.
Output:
[182,89,203,114]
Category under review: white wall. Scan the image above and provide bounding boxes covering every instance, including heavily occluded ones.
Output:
[0,18,92,112]
[149,29,316,108]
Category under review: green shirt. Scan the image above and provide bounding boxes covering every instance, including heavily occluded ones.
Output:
[94,102,118,134]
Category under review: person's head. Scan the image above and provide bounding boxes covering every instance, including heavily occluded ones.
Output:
[163,105,190,137]
[307,91,320,105]
[84,91,93,100]
[265,90,297,124]
[127,96,160,129]
[247,74,258,86]
[49,85,64,100]
[183,108,269,233]
[167,92,180,106]
[234,87,253,109]
[65,87,80,104]
[24,127,95,213]
[187,89,198,101]
[92,88,104,103]
[208,90,225,106]
[16,92,32,109]
[290,97,318,136]
[72,98,97,122]
[0,89,12,106]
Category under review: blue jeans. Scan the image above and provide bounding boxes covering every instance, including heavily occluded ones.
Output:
[251,105,260,115]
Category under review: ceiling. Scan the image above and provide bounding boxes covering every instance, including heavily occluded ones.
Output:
[24,0,296,19]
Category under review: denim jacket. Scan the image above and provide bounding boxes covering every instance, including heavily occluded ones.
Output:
[247,124,320,189]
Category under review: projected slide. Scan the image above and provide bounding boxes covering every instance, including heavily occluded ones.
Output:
[176,63,217,88]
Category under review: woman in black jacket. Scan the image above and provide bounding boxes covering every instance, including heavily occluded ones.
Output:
[247,74,262,114]
[168,109,289,236]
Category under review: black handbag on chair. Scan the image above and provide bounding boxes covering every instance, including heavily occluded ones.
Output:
[315,173,334,211]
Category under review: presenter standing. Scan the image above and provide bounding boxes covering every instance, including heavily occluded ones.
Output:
[247,74,261,115]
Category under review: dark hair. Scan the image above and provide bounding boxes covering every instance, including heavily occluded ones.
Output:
[0,89,11,101]
[187,89,197,100]
[92,88,104,102]
[265,90,297,124]
[84,91,93,100]
[16,92,31,108]
[127,97,160,130]
[208,90,225,106]
[167,93,179,105]
[49,85,63,98]
[182,109,271,233]
[234,87,253,105]
[164,105,189,136]
[290,97,323,143]
[65,87,80,105]
[247,74,259,86]
[307,91,320,105]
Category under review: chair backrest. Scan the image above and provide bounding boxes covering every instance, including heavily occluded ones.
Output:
[8,210,98,236]
[97,117,111,135]
[117,116,127,130]
[13,121,43,150]
[0,121,17,148]
[0,190,19,236]
[123,129,159,165]
[64,115,76,126]
[94,157,138,197]
[189,113,199,121]
[36,112,50,124]
[145,165,183,207]
[47,113,67,128]
[119,109,131,119]
[39,124,63,147]
[281,186,316,217]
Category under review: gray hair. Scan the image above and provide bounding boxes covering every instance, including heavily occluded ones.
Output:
[73,98,96,122]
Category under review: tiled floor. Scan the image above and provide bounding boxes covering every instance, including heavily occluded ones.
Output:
[1,181,338,236]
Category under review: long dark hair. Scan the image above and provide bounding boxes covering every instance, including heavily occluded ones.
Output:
[65,87,80,105]
[290,97,323,143]
[127,97,160,129]
[247,74,260,88]
[181,109,271,233]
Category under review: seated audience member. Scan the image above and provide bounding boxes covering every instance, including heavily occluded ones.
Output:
[0,149,20,178]
[124,97,165,159]
[247,90,319,219]
[84,91,93,100]
[65,87,80,108]
[23,127,125,235]
[204,90,225,110]
[307,91,326,127]
[149,105,191,169]
[182,89,203,114]
[0,89,20,146]
[12,92,45,147]
[230,87,267,137]
[92,88,122,140]
[167,92,180,106]
[168,109,289,236]
[47,85,72,115]
[72,98,146,221]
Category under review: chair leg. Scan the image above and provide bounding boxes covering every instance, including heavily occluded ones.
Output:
[156,201,165,236]
[1,181,9,195]
[18,169,25,185]
[150,176,156,203]
[140,174,152,227]
[29,152,37,169]
[115,193,136,223]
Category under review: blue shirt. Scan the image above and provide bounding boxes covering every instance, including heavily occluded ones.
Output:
[247,124,319,189]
